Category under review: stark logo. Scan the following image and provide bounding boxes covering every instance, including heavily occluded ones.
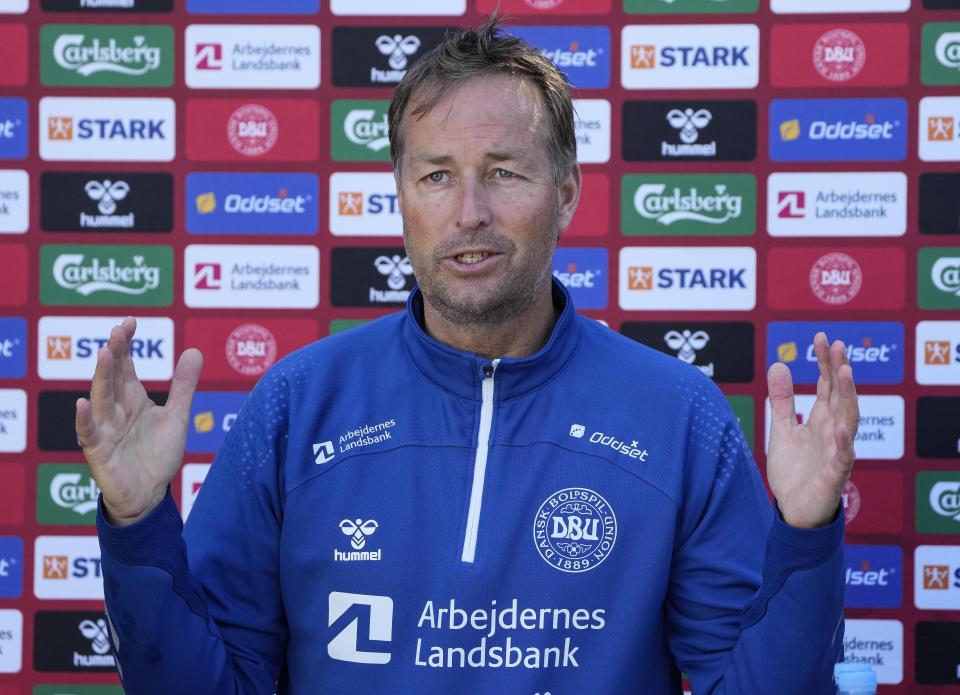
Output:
[813,29,866,82]
[533,487,617,573]
[47,336,72,359]
[43,555,68,579]
[49,116,73,141]
[928,116,954,141]
[338,192,363,216]
[809,251,862,305]
[925,340,951,365]
[627,266,653,290]
[328,591,393,664]
[923,564,950,590]
[630,44,655,68]
[227,104,278,157]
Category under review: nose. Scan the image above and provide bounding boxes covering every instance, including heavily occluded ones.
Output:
[456,174,491,231]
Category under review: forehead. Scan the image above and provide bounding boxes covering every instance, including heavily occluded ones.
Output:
[402,74,547,156]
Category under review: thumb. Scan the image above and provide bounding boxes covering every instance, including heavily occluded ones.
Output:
[166,348,204,421]
[767,361,797,428]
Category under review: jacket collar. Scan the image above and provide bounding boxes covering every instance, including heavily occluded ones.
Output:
[401,278,582,402]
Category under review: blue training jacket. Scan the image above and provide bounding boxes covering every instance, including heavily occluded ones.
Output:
[97,280,845,695]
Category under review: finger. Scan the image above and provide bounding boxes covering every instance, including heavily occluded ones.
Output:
[813,332,832,403]
[166,349,204,422]
[75,397,102,452]
[837,362,860,437]
[832,421,856,478]
[106,324,127,405]
[120,339,144,391]
[828,339,845,407]
[89,346,116,424]
[107,317,137,396]
[767,361,798,427]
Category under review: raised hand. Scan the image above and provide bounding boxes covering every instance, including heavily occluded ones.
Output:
[75,317,204,526]
[766,332,860,529]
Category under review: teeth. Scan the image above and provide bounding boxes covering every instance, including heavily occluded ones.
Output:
[457,252,489,264]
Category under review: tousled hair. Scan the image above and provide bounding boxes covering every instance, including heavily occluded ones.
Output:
[388,14,577,186]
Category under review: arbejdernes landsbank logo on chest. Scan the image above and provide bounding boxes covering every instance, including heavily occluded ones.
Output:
[534,488,617,573]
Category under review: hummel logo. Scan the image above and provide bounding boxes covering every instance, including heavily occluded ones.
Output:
[666,108,712,144]
[340,518,378,549]
[375,34,421,71]
[313,441,335,464]
[664,329,710,364]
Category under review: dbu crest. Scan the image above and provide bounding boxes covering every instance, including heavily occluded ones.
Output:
[533,487,617,573]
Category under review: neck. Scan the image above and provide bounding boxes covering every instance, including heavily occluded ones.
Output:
[421,286,560,360]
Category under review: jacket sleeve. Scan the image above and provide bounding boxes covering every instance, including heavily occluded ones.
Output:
[666,383,845,695]
[96,372,289,695]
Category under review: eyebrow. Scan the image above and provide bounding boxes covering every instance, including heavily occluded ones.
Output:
[410,149,529,167]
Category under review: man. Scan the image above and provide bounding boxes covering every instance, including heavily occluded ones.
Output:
[78,17,859,695]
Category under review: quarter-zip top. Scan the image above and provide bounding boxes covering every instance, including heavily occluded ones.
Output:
[461,359,500,564]
[98,278,847,695]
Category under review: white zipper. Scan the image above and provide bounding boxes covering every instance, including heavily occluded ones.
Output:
[461,359,500,564]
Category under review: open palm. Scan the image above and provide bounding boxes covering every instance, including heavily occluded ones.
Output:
[75,317,204,525]
[766,332,860,529]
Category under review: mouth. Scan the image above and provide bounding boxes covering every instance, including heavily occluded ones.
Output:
[455,251,490,264]
[442,248,504,274]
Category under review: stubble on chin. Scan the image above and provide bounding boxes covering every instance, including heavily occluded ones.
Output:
[406,233,555,329]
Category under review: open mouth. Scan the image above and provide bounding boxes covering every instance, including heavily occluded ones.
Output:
[456,251,490,264]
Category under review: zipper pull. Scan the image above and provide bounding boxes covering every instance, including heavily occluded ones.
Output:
[482,359,500,379]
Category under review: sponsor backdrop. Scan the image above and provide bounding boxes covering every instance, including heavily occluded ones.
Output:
[0,0,957,691]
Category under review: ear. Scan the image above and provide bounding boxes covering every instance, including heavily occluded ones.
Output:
[555,163,582,240]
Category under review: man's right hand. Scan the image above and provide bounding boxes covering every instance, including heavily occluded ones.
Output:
[75,317,204,527]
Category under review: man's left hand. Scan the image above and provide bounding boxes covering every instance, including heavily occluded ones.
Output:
[766,332,860,529]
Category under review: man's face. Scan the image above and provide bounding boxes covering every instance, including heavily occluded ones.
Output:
[396,74,580,326]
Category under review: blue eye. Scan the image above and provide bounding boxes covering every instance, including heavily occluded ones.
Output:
[496,169,514,178]
[428,172,445,183]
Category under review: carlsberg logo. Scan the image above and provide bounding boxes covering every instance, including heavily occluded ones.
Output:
[51,473,100,516]
[345,109,389,152]
[622,174,755,237]
[53,253,161,296]
[931,481,960,522]
[936,32,960,70]
[635,183,743,225]
[53,33,163,76]
[932,257,960,297]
